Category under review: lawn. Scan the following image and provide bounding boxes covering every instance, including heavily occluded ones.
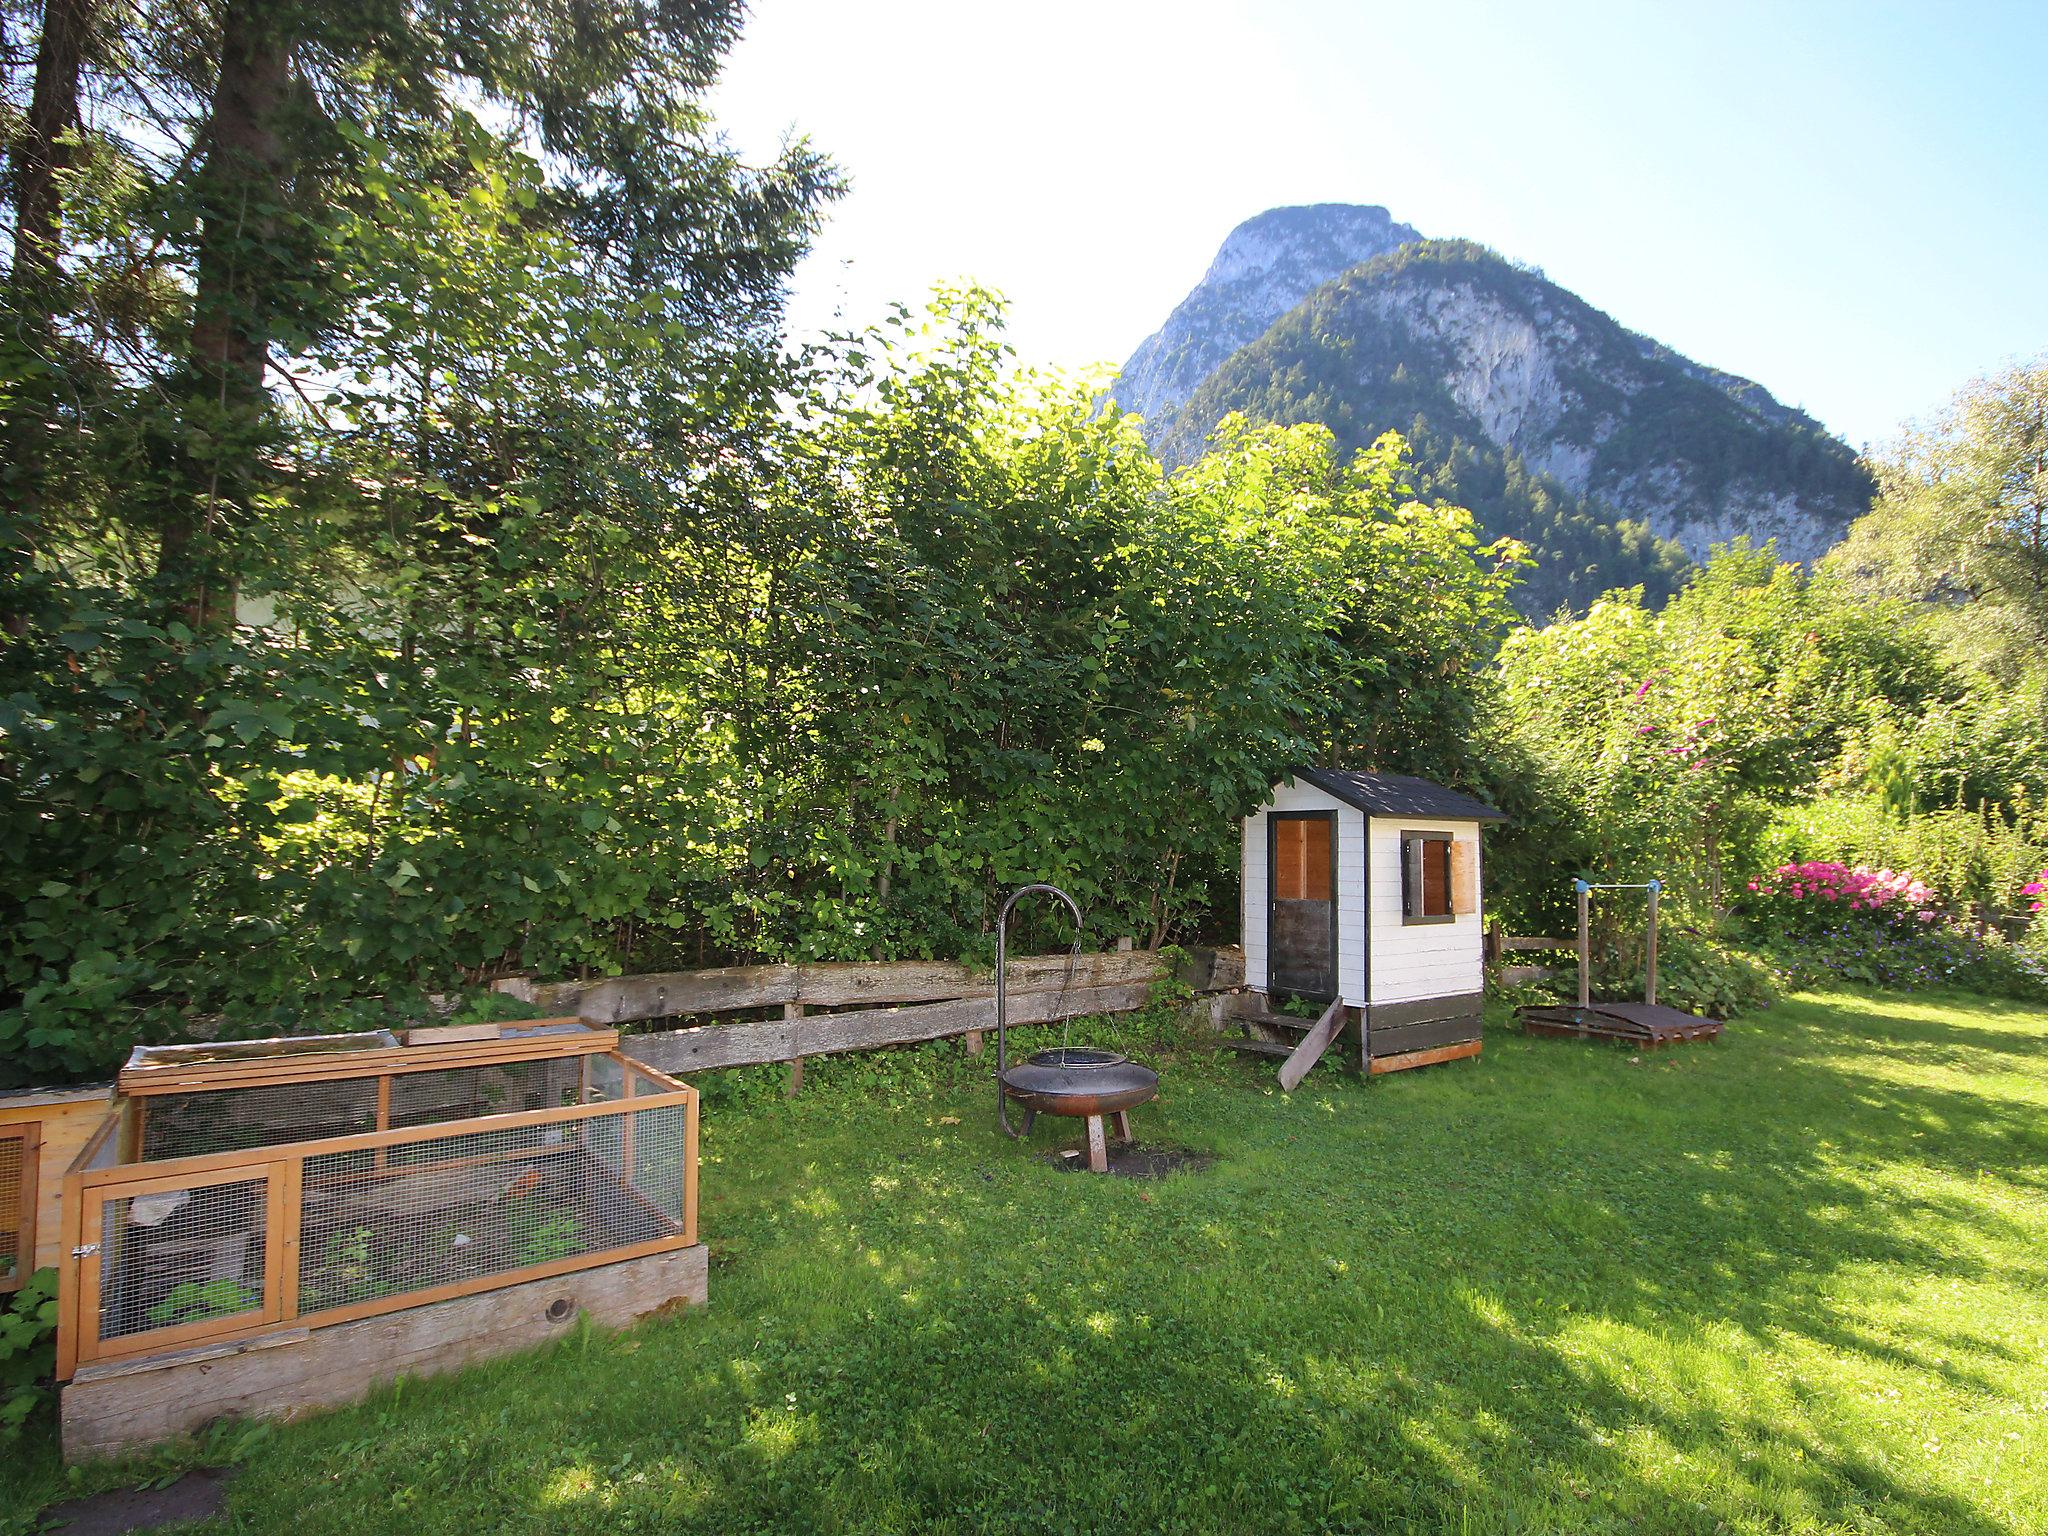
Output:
[7,988,2046,1535]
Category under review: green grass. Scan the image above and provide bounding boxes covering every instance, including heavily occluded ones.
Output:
[7,988,2047,1534]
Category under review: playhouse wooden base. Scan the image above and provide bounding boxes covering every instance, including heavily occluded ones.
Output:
[61,1242,707,1460]
[1368,1039,1482,1074]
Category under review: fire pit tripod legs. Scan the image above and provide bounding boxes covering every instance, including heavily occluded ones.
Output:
[1082,1111,1138,1173]
[1017,1107,1138,1170]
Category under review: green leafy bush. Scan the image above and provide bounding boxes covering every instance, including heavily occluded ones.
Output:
[1594,929,1777,1021]
[1494,927,1776,1021]
[1751,920,2048,1001]
[1760,791,2048,923]
[1,1269,58,1440]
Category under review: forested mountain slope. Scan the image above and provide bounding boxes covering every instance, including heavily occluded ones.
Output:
[1119,217,1872,616]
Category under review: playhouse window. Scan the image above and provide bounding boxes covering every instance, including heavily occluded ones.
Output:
[1273,815,1333,901]
[1401,832,1453,924]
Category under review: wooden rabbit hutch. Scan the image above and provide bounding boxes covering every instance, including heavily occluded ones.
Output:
[55,1021,703,1459]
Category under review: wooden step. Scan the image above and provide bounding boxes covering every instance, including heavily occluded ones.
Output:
[1222,1039,1294,1060]
[1234,1009,1314,1034]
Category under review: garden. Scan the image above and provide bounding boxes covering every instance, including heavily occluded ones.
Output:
[5,986,2046,1534]
[5,0,2048,1528]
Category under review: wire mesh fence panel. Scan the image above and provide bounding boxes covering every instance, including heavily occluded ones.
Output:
[1,1130,24,1289]
[587,1054,626,1104]
[628,1102,691,1232]
[96,1175,270,1343]
[140,1078,380,1161]
[295,1104,688,1317]
[387,1059,583,1131]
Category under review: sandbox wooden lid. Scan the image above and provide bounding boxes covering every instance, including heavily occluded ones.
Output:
[117,1019,616,1096]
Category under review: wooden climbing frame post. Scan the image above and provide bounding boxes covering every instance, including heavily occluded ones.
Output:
[1574,878,1664,1009]
[1645,883,1659,1007]
[1577,883,1592,1008]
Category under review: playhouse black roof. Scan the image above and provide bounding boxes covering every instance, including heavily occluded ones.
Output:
[1294,768,1507,823]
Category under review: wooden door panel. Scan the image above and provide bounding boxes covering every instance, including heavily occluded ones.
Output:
[1269,812,1337,999]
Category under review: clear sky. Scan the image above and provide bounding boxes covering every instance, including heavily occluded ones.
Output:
[710,0,2048,449]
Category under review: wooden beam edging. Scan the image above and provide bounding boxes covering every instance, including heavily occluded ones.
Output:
[498,945,1244,1027]
[621,981,1154,1076]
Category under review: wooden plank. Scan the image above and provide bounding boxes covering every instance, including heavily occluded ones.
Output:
[1368,1015,1482,1060]
[74,1186,107,1374]
[276,1159,303,1323]
[293,1232,696,1332]
[623,981,1151,1076]
[795,952,1159,1008]
[116,1028,613,1097]
[1500,936,1571,952]
[1224,1039,1293,1060]
[60,1242,708,1461]
[551,952,1162,1024]
[1368,1039,1483,1075]
[56,1167,83,1382]
[498,946,1247,1023]
[119,1028,534,1085]
[1366,993,1485,1030]
[1277,998,1345,1092]
[682,1092,699,1246]
[399,1022,501,1047]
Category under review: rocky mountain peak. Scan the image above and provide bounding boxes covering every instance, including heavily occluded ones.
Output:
[1120,220,1873,616]
[1113,203,1422,424]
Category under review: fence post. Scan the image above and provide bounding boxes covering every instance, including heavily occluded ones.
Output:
[784,1003,805,1097]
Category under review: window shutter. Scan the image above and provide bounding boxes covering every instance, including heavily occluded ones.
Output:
[1449,839,1478,915]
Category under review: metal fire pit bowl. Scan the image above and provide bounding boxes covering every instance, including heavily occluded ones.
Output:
[998,1048,1160,1118]
[993,886,1160,1172]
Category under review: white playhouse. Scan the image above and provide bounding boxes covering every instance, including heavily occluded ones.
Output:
[1240,768,1505,1074]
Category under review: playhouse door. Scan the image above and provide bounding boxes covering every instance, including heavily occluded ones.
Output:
[1268,811,1337,1000]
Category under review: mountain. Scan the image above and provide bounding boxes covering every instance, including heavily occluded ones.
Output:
[1116,204,1421,426]
[1115,210,1873,616]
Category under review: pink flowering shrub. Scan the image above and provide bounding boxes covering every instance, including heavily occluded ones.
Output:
[2025,866,2046,915]
[1743,860,1941,933]
[1742,860,2048,1001]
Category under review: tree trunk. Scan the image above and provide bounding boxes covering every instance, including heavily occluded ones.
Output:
[156,0,292,630]
[2,0,95,634]
[9,0,90,286]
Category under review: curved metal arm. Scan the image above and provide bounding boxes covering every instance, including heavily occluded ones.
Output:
[995,883,1083,1137]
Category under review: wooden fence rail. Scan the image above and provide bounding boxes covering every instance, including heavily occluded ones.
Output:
[623,981,1155,1076]
[495,946,1245,1079]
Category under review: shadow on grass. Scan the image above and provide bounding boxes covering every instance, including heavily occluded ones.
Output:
[18,990,2044,1535]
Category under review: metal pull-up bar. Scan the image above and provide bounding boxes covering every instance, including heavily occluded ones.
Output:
[1574,878,1662,1008]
